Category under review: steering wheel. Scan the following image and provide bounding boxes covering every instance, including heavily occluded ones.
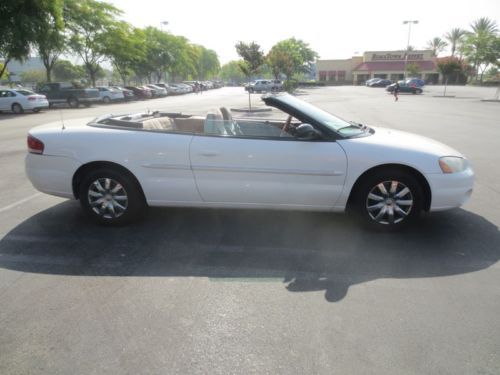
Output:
[280,115,293,137]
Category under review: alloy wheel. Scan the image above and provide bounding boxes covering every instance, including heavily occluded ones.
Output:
[87,178,128,219]
[366,180,413,225]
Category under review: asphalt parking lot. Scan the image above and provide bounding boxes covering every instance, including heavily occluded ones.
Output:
[0,86,499,374]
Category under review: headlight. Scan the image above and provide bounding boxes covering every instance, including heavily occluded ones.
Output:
[439,156,467,173]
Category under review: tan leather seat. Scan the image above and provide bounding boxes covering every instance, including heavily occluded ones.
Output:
[142,117,175,131]
[173,117,205,133]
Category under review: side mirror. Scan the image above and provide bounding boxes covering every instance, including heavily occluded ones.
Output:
[295,123,321,140]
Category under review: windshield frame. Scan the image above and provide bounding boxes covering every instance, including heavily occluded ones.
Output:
[263,93,367,139]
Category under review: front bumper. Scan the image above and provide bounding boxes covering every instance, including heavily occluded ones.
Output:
[427,167,475,211]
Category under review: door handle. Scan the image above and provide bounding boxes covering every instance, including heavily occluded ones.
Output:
[199,151,219,157]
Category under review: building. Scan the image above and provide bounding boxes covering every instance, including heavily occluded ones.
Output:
[317,50,440,84]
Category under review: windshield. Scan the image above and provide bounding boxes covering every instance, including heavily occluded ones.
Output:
[268,94,365,136]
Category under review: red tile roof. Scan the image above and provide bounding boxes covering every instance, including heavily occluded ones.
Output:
[353,60,436,72]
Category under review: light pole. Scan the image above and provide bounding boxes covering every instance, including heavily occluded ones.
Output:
[160,21,169,31]
[403,20,418,79]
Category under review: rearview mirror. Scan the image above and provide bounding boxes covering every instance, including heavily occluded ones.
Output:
[295,123,321,140]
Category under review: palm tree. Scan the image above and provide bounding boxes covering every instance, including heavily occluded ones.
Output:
[427,37,448,56]
[444,28,467,56]
[470,17,498,35]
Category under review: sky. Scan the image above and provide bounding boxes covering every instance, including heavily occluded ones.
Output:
[109,0,499,64]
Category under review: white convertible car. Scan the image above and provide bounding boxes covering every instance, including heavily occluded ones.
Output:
[25,93,474,229]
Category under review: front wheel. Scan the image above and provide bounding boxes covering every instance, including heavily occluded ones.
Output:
[355,170,423,230]
[79,168,145,225]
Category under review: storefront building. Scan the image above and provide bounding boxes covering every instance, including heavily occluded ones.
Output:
[317,50,440,84]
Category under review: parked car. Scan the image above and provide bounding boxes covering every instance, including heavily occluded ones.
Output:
[386,81,423,94]
[25,93,473,230]
[111,86,135,101]
[146,84,168,97]
[35,82,100,108]
[0,88,49,114]
[405,78,425,87]
[367,79,392,87]
[245,80,279,93]
[177,83,193,93]
[96,87,125,103]
[365,78,381,86]
[167,84,185,95]
[153,83,172,94]
[125,86,153,100]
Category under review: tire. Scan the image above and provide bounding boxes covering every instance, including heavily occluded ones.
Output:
[68,97,79,108]
[354,170,423,230]
[417,89,422,94]
[33,108,40,113]
[103,96,111,104]
[79,168,145,225]
[12,103,24,114]
[249,88,254,93]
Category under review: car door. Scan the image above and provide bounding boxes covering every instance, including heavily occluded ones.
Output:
[189,117,347,208]
[1,90,16,110]
[0,91,7,110]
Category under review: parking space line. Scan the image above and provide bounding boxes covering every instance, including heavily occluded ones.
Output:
[0,193,42,214]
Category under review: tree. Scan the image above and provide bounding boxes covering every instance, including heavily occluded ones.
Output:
[104,23,145,86]
[235,41,264,109]
[0,0,63,79]
[471,17,498,35]
[462,18,499,82]
[20,69,46,83]
[427,37,448,56]
[444,28,467,56]
[406,63,420,77]
[53,60,86,81]
[32,0,66,82]
[437,57,463,95]
[267,38,318,90]
[235,41,264,79]
[194,46,220,80]
[66,0,121,86]
[0,63,8,81]
[220,60,247,84]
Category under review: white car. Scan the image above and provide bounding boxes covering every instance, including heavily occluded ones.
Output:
[96,87,125,103]
[25,93,474,229]
[145,84,168,97]
[0,88,49,113]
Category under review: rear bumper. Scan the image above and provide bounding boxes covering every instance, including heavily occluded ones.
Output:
[427,167,474,211]
[25,154,81,199]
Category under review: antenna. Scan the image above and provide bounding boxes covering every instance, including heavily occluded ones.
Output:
[59,110,65,130]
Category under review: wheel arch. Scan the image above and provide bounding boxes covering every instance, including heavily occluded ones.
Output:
[346,163,432,212]
[72,161,146,203]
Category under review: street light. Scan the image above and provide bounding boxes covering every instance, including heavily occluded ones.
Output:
[160,21,169,31]
[403,20,418,79]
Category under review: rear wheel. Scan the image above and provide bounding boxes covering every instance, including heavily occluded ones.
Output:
[354,170,423,230]
[68,97,79,108]
[12,103,23,114]
[79,168,145,225]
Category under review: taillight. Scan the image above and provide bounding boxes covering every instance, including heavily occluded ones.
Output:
[27,134,44,154]
[28,96,36,101]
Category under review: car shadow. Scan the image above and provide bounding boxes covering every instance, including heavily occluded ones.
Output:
[0,202,498,302]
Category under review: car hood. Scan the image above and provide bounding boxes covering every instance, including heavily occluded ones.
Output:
[338,127,465,174]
